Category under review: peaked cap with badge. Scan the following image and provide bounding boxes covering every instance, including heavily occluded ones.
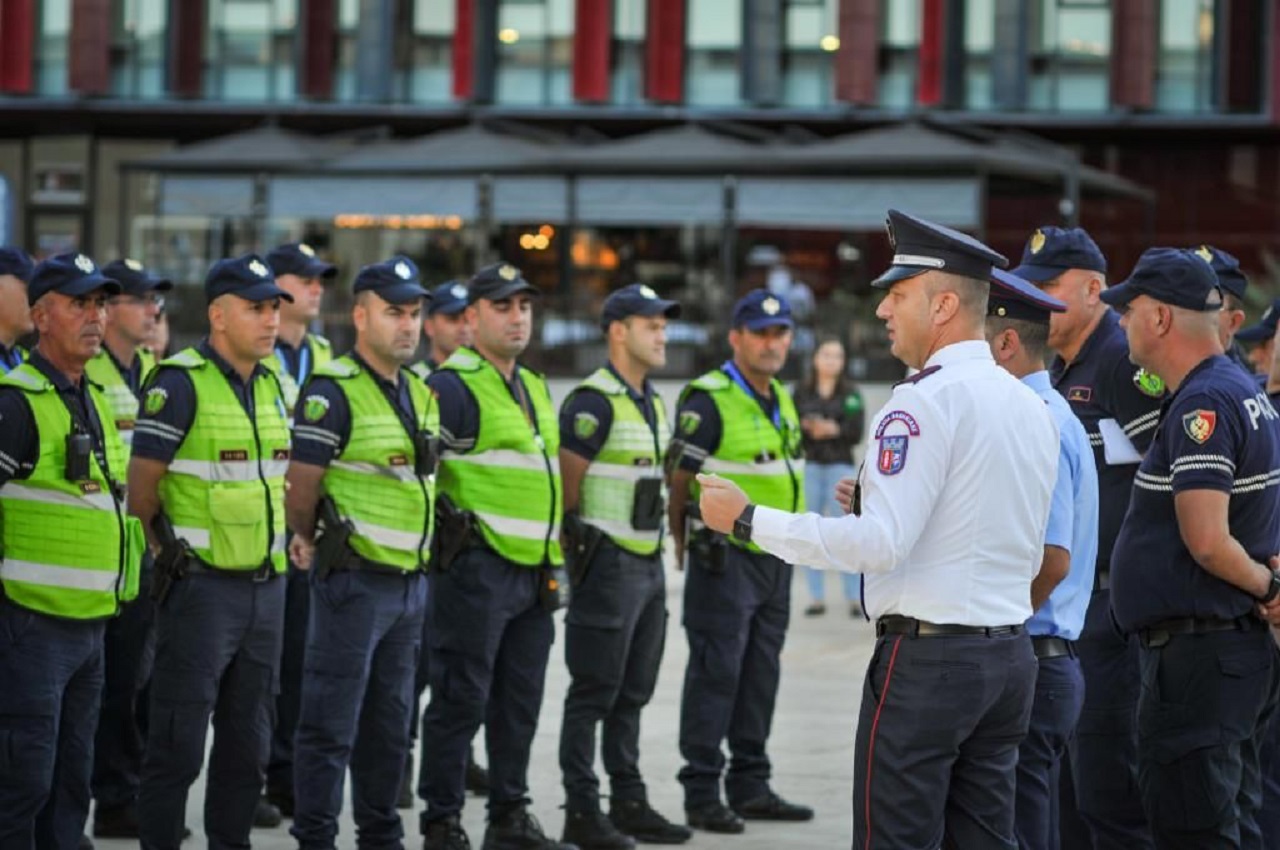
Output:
[987,269,1067,324]
[1237,297,1280,344]
[872,209,1007,287]
[1192,244,1247,301]
[352,255,430,304]
[1010,226,1107,283]
[28,252,122,305]
[204,253,294,304]
[1100,247,1223,312]
[428,279,470,316]
[600,283,681,330]
[467,262,540,304]
[731,289,793,331]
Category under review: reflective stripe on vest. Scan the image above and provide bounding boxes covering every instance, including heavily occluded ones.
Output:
[437,348,563,567]
[84,347,154,450]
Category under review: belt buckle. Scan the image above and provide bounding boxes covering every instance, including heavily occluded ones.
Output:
[1143,628,1170,649]
[253,561,273,583]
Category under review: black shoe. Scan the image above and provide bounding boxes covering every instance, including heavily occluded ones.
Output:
[253,797,283,828]
[424,815,472,850]
[482,805,577,850]
[79,836,94,850]
[684,802,744,834]
[562,808,635,849]
[608,799,692,845]
[93,805,141,838]
[732,791,813,822]
[265,787,295,818]
[804,602,826,617]
[849,602,864,619]
[466,754,491,796]
[399,753,416,809]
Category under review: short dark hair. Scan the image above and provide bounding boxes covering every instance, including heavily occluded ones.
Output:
[987,316,1049,362]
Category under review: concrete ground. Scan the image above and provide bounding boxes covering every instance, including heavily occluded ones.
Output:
[93,567,877,850]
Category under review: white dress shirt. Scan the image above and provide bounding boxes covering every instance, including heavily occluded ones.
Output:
[753,340,1058,627]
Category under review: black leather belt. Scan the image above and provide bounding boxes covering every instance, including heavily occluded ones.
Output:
[1139,615,1265,649]
[1032,636,1074,660]
[876,616,1025,639]
[331,555,425,577]
[184,558,278,582]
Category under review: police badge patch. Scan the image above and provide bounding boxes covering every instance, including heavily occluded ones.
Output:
[679,411,702,435]
[1182,409,1216,444]
[874,410,921,476]
[1134,368,1166,398]
[302,394,330,423]
[574,412,599,440]
[144,387,167,415]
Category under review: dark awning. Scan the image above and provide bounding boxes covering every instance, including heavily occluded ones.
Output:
[122,126,357,174]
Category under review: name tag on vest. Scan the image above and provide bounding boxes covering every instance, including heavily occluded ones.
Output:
[221,450,248,462]
[389,454,409,467]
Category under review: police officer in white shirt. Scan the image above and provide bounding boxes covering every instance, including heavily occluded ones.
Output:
[699,210,1059,849]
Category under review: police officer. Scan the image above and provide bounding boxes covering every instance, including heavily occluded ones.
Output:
[1261,313,1280,848]
[86,258,172,838]
[1237,298,1280,377]
[285,257,435,848]
[0,253,141,850]
[1014,225,1161,850]
[131,254,292,850]
[699,211,1059,848]
[1104,248,1280,849]
[421,263,571,850]
[985,269,1100,850]
[558,284,691,849]
[0,247,35,372]
[1194,245,1254,375]
[668,288,812,834]
[262,240,336,821]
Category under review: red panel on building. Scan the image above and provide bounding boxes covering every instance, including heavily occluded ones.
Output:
[0,0,36,94]
[572,0,611,102]
[299,0,337,99]
[69,0,111,95]
[1110,0,1155,110]
[916,0,944,106]
[644,0,685,104]
[835,0,878,105]
[167,0,206,98]
[452,0,473,99]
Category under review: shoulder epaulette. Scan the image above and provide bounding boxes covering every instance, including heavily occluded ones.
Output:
[313,357,359,379]
[690,370,730,393]
[161,349,205,370]
[895,365,942,387]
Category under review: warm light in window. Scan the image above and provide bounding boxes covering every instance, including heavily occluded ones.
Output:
[519,234,536,250]
[499,28,520,44]
[538,224,555,238]
[820,35,840,52]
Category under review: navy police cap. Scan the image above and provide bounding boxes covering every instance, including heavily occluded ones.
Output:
[601,283,681,330]
[732,289,793,331]
[28,253,121,306]
[1237,297,1280,344]
[1010,226,1107,282]
[1100,247,1222,313]
[987,269,1067,325]
[1192,245,1247,300]
[468,263,539,304]
[0,247,34,282]
[101,258,172,297]
[873,209,1007,288]
[265,242,337,280]
[429,279,470,316]
[204,254,294,305]
[353,256,430,305]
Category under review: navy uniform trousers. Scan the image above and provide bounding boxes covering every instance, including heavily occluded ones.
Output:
[0,593,105,850]
[678,544,789,809]
[1015,650,1085,850]
[1063,586,1153,850]
[419,547,554,829]
[560,541,667,810]
[267,562,310,800]
[91,559,156,816]
[1136,626,1280,850]
[291,568,426,850]
[853,629,1036,849]
[137,573,285,850]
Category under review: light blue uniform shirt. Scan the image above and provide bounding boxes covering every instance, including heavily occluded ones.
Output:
[1024,370,1099,640]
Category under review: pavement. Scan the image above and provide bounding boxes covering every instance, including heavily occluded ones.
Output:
[91,567,877,850]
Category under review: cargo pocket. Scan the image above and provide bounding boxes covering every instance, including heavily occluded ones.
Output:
[1140,701,1233,833]
[120,515,145,602]
[208,486,267,566]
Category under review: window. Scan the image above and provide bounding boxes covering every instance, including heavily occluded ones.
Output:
[878,0,918,109]
[1155,0,1215,112]
[612,0,645,105]
[206,0,296,101]
[686,0,742,106]
[111,0,168,99]
[494,0,574,106]
[782,0,838,108]
[37,0,71,96]
[964,0,994,110]
[1029,0,1111,113]
[404,0,453,103]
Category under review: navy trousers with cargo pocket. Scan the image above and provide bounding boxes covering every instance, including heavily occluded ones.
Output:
[137,574,285,850]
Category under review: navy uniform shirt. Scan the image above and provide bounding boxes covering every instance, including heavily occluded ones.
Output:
[1050,309,1165,570]
[0,349,113,487]
[673,363,781,473]
[132,340,276,464]
[1111,355,1280,632]
[560,363,659,462]
[425,350,542,453]
[292,354,418,467]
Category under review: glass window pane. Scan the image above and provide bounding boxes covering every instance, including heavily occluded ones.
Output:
[879,0,918,109]
[612,0,645,105]
[783,0,838,108]
[495,0,574,106]
[111,0,168,98]
[38,0,72,96]
[687,0,742,106]
[408,0,453,102]
[1029,0,1111,113]
[1156,0,1214,112]
[964,0,994,110]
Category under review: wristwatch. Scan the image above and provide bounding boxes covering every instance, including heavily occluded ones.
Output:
[732,504,756,544]
[1259,570,1280,604]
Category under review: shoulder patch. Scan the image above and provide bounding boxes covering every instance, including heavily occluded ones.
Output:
[874,410,921,438]
[144,386,168,415]
[894,365,942,387]
[302,394,330,423]
[1134,368,1166,398]
[573,411,600,440]
[1067,386,1092,403]
[874,410,921,476]
[1181,409,1217,444]
[679,410,702,435]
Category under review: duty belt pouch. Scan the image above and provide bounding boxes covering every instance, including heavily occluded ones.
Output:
[414,431,440,477]
[65,431,92,481]
[630,478,664,532]
[690,530,727,575]
[540,566,570,612]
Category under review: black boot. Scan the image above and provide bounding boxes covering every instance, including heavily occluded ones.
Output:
[423,814,472,850]
[481,804,576,850]
[252,796,283,828]
[561,807,635,849]
[608,799,692,845]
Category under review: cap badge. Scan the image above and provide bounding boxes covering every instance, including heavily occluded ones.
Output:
[74,254,95,273]
[1196,245,1213,263]
[298,243,316,257]
[395,261,412,280]
[124,258,144,271]
[639,285,658,300]
[498,264,518,281]
[761,297,781,316]
[248,259,269,278]
[1029,229,1046,255]
[884,217,897,250]
[450,284,467,299]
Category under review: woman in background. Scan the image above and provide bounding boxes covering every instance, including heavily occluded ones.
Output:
[793,336,865,617]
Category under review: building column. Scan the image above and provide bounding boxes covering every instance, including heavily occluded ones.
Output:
[298,0,337,99]
[990,0,1028,110]
[166,0,205,98]
[917,0,965,108]
[1110,0,1155,110]
[355,0,395,101]
[69,0,111,95]
[452,0,472,98]
[0,0,37,93]
[835,0,878,105]
[571,0,610,102]
[644,0,685,104]
[741,0,782,106]
[1221,0,1264,113]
